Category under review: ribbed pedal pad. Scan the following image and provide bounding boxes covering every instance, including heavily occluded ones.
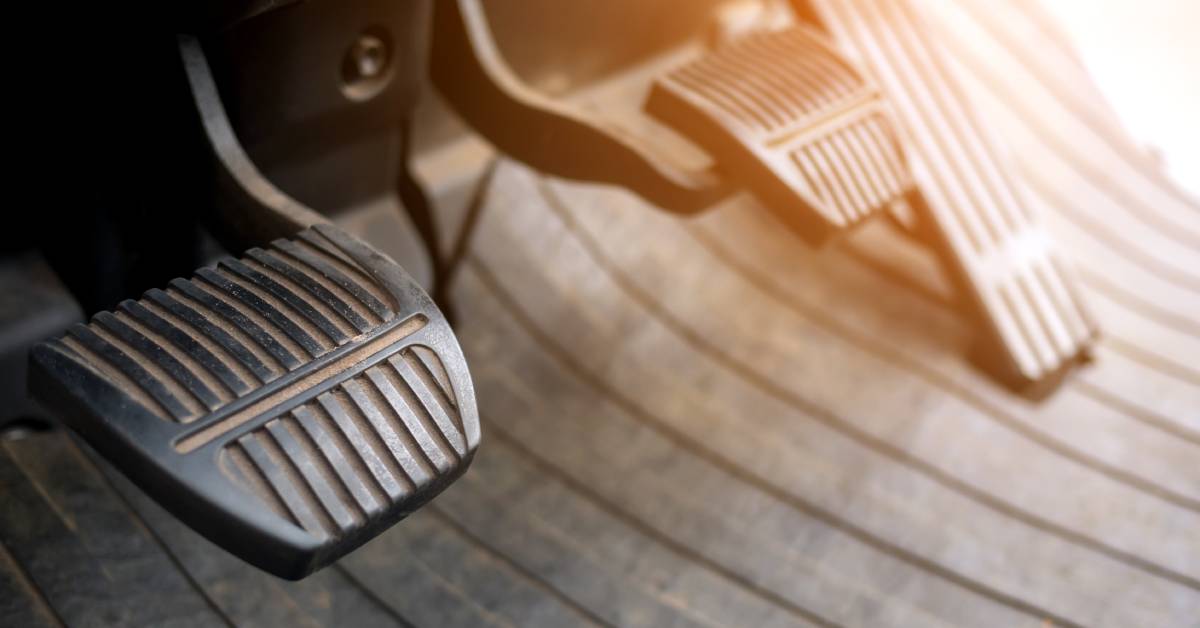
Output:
[806,0,1098,389]
[646,26,912,244]
[28,225,479,578]
[961,232,1097,386]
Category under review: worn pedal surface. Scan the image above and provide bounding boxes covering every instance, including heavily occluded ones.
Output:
[646,25,912,244]
[28,224,479,579]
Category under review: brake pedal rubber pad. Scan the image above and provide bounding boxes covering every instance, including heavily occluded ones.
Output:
[29,225,479,579]
[646,26,913,244]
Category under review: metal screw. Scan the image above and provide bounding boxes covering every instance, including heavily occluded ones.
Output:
[348,35,387,80]
[341,30,392,101]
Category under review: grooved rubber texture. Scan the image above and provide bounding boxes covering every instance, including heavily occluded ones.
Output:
[808,0,1099,387]
[647,26,912,243]
[28,225,479,579]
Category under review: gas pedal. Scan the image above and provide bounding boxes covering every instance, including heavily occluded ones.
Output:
[804,0,1099,390]
[646,26,912,243]
[29,225,479,579]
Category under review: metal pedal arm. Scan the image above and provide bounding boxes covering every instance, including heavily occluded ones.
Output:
[430,0,730,214]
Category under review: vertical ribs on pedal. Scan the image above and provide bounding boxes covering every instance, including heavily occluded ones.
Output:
[806,0,1099,390]
[646,26,913,244]
[29,224,479,578]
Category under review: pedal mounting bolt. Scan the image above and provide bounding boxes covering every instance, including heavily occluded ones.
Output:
[341,27,392,101]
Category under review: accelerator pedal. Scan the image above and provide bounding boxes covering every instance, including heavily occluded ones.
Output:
[803,0,1099,391]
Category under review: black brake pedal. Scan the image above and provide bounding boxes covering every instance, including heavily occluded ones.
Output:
[432,0,911,244]
[434,0,1097,394]
[27,36,479,579]
[646,26,911,243]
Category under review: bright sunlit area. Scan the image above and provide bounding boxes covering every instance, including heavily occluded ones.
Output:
[1039,0,1200,195]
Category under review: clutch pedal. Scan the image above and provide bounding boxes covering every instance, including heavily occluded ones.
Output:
[27,37,479,579]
